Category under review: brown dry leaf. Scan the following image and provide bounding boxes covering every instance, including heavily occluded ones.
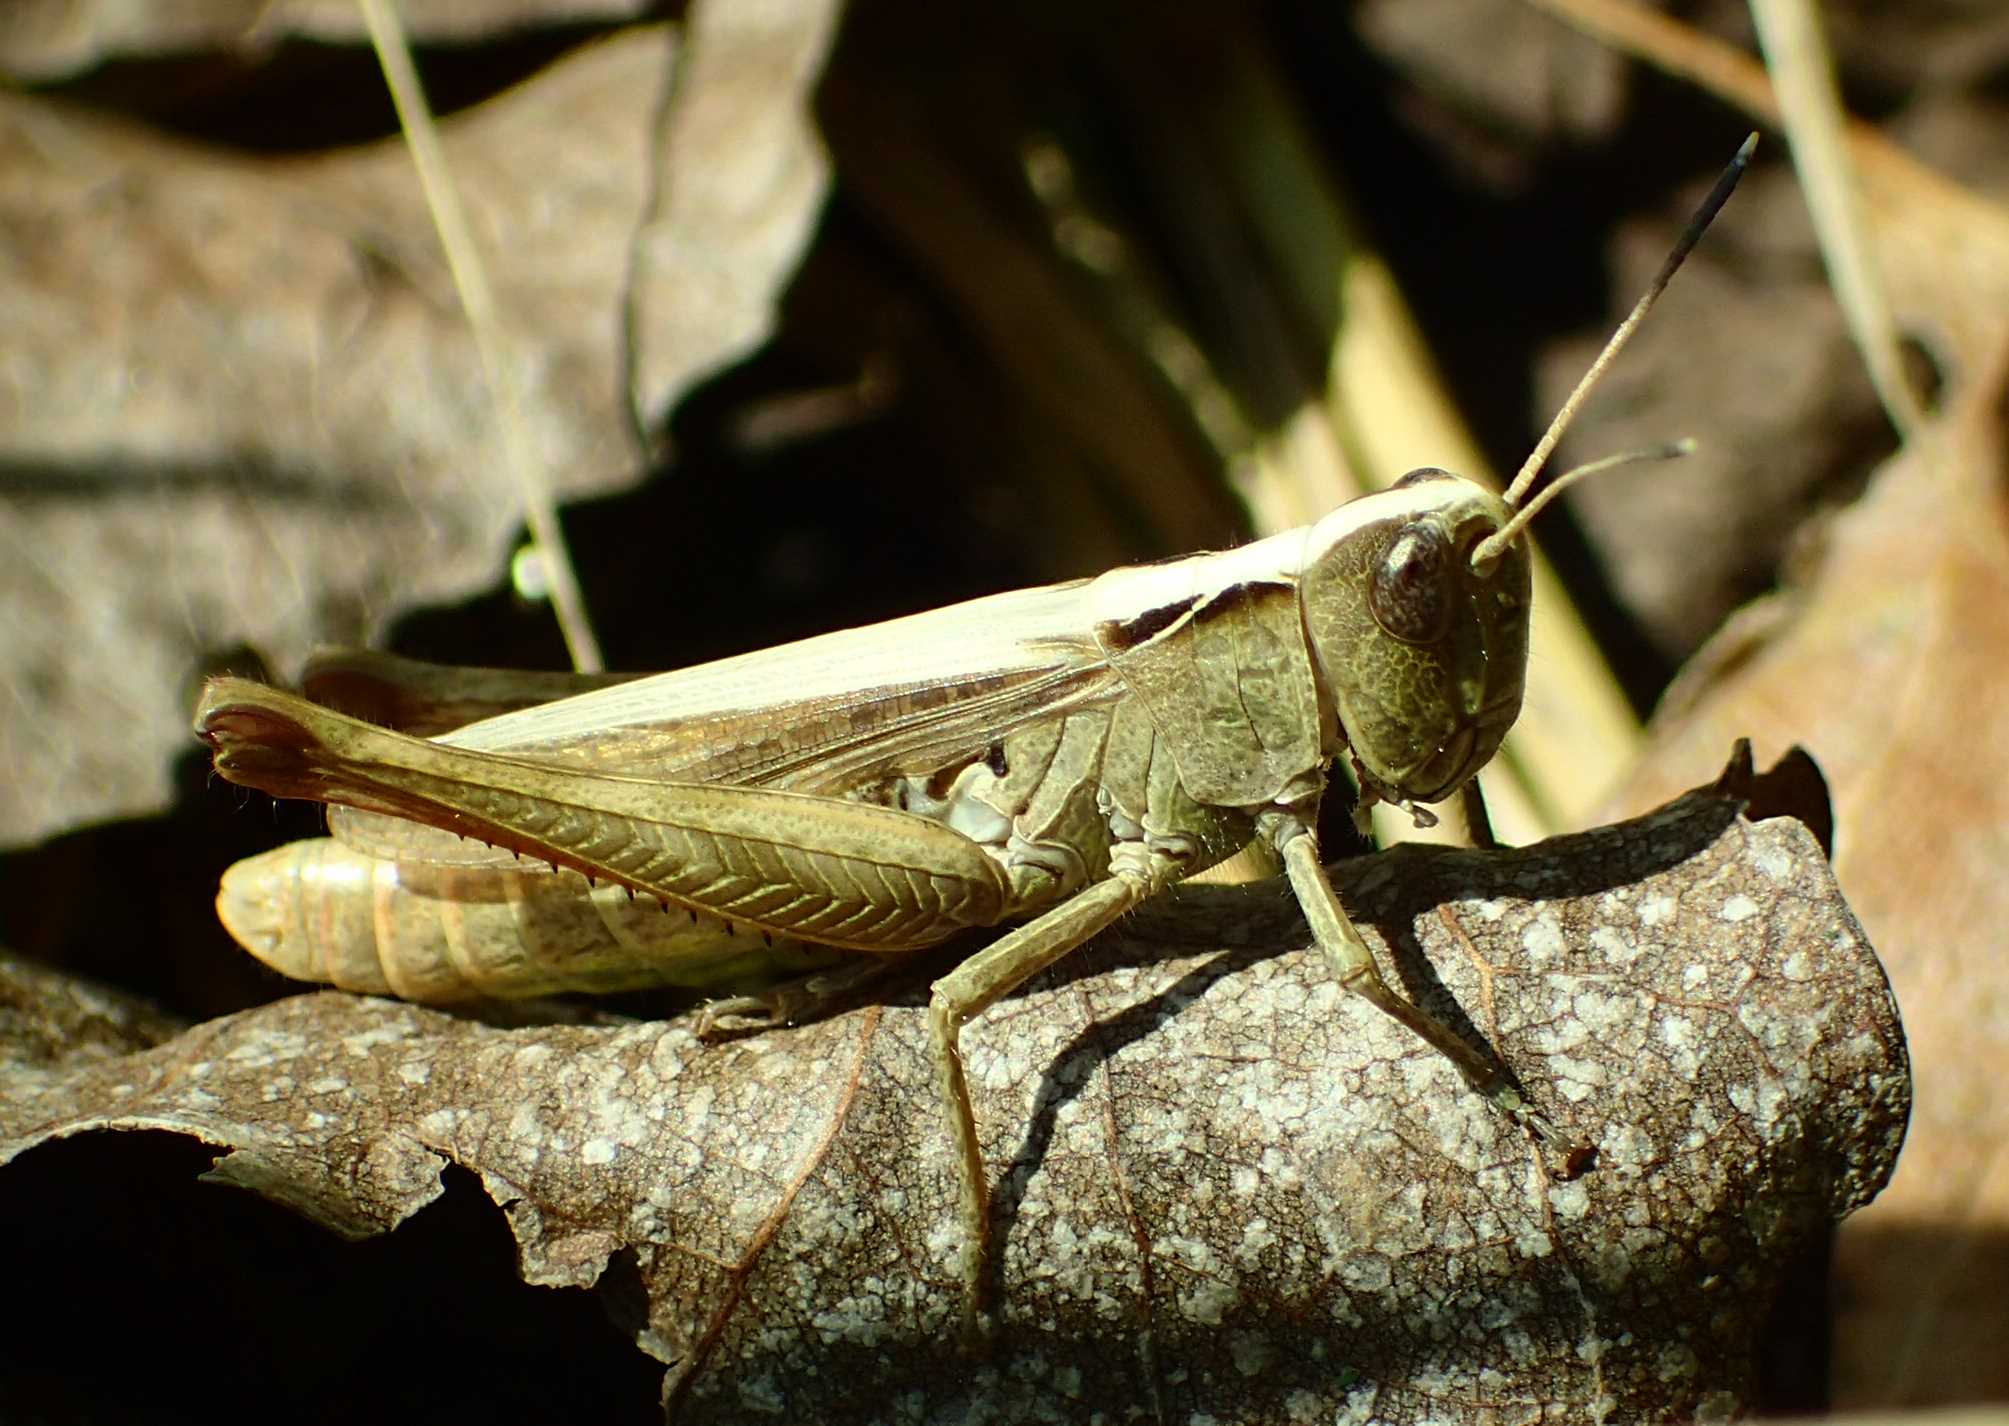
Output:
[0,10,836,847]
[1501,5,2009,1404]
[1606,345,2009,1407]
[0,766,1907,1422]
[0,0,653,81]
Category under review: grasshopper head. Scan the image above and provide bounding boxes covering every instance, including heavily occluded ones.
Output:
[1298,470,1531,807]
[1292,135,1751,811]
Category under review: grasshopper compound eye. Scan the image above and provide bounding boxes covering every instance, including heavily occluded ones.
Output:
[1369,523,1454,645]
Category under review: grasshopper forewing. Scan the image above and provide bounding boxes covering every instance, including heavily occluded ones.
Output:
[197,137,1756,1335]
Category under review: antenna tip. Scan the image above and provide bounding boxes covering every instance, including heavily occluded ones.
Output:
[1736,132,1760,164]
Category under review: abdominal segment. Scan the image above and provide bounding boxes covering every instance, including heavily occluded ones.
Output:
[216,838,846,1003]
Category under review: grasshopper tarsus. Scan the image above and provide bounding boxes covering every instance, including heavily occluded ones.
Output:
[959,1283,1000,1354]
[696,959,899,1040]
[695,998,770,1041]
[1482,1074,1552,1144]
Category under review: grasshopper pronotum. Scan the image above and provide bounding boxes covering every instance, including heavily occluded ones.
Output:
[197,137,1755,1334]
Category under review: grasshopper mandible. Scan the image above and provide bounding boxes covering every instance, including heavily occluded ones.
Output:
[196,137,1755,1333]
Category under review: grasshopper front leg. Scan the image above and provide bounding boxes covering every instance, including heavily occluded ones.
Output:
[1262,809,1539,1128]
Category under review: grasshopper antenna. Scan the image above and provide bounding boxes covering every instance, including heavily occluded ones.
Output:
[1473,133,1758,572]
[1474,438,1697,571]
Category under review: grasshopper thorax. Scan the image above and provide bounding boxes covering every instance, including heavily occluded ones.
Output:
[1298,470,1531,808]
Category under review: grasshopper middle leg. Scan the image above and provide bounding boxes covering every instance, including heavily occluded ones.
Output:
[926,865,1162,1339]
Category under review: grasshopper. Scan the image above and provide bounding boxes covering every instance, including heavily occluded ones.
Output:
[196,137,1755,1333]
